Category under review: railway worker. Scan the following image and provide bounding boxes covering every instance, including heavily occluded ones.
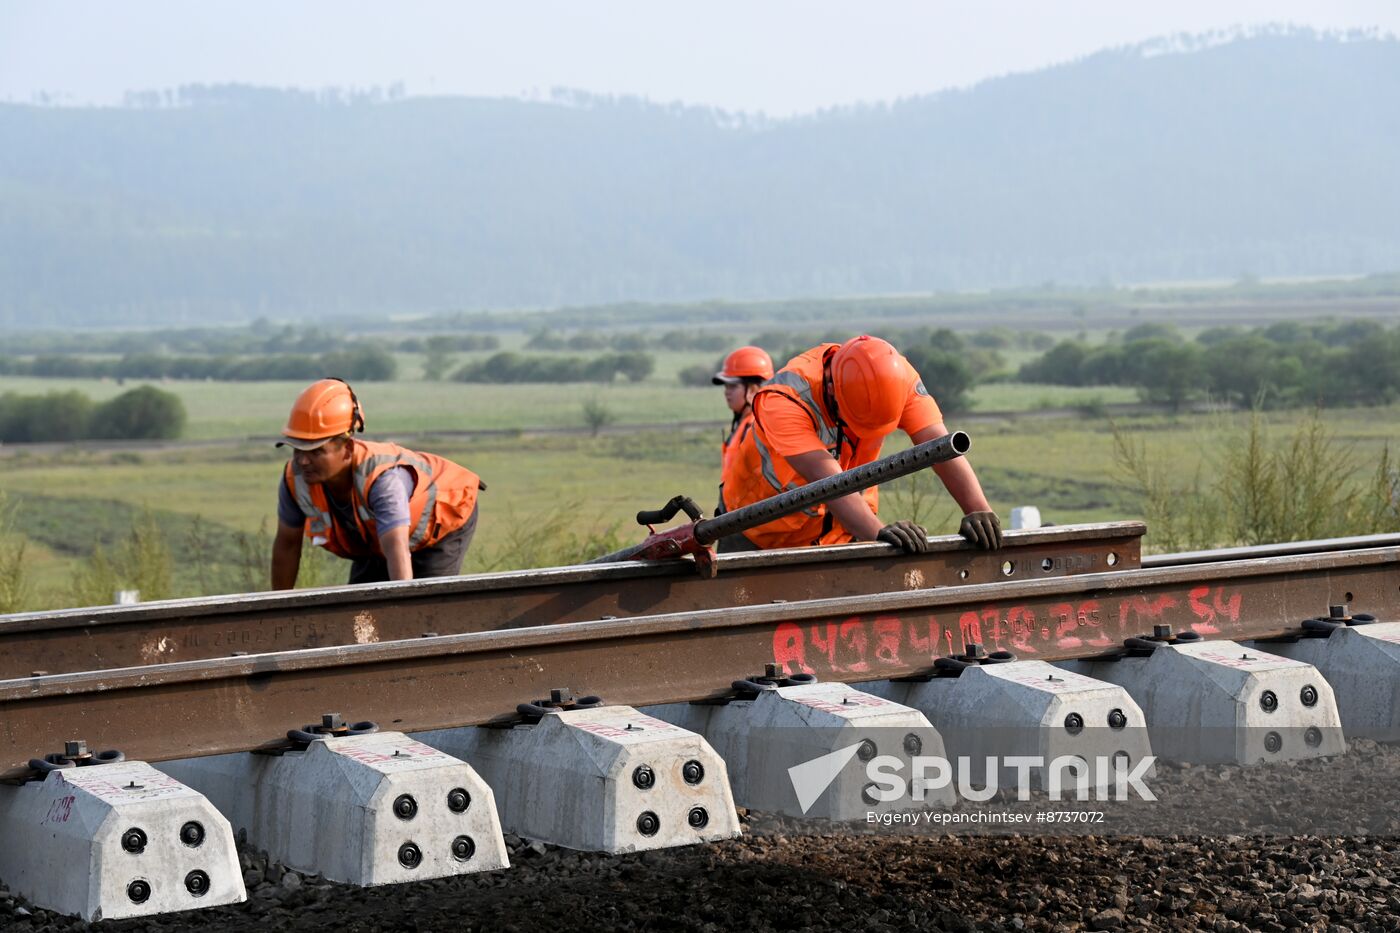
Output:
[712,345,774,553]
[727,335,1002,553]
[270,378,483,588]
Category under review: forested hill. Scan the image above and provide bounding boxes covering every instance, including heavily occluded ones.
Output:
[3,29,1399,327]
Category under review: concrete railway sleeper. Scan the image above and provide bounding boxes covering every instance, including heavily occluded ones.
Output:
[0,539,1397,920]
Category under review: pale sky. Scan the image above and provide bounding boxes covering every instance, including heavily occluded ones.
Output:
[2,1,1397,115]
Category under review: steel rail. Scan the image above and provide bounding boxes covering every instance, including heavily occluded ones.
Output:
[1145,533,1400,567]
[2,545,1395,781]
[0,522,1143,678]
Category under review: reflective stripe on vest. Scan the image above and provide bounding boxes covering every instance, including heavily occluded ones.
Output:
[409,479,437,549]
[734,344,873,549]
[750,364,839,519]
[749,424,821,518]
[764,370,841,450]
[290,464,334,541]
[349,450,432,526]
[287,440,479,558]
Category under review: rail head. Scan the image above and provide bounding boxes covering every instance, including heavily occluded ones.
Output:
[0,521,1147,632]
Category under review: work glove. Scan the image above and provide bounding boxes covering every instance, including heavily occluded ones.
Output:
[959,510,1003,550]
[877,520,930,554]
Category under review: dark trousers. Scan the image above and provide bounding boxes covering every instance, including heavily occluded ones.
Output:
[348,507,479,584]
[716,531,760,554]
[713,490,760,554]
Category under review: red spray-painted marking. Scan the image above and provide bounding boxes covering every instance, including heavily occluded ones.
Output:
[1119,594,1181,633]
[1187,586,1240,634]
[772,587,1246,676]
[775,616,946,676]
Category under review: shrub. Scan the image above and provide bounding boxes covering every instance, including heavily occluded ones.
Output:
[453,351,656,384]
[74,509,173,606]
[903,345,974,414]
[0,390,94,442]
[89,386,187,440]
[582,395,615,436]
[1113,409,1400,553]
[0,492,31,613]
[677,363,716,388]
[320,344,397,381]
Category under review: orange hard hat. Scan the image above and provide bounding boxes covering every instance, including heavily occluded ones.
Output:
[713,346,774,384]
[277,378,365,450]
[830,335,908,437]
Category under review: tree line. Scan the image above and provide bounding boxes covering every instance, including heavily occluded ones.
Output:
[1,322,499,357]
[453,351,655,384]
[1017,320,1400,409]
[0,345,664,386]
[0,386,186,443]
[676,326,1022,413]
[524,329,731,353]
[0,345,398,382]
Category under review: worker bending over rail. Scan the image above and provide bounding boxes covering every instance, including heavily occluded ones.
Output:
[712,345,775,553]
[270,378,482,588]
[723,335,1001,554]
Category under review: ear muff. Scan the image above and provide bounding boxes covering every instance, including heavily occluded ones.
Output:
[328,377,365,434]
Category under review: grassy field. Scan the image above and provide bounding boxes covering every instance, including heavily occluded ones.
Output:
[0,371,1144,443]
[0,374,721,438]
[3,400,1397,612]
[965,383,1138,412]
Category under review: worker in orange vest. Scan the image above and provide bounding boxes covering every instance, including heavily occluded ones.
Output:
[712,346,775,553]
[728,335,1001,553]
[270,378,483,588]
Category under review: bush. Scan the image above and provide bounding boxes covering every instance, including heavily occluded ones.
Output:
[89,386,187,440]
[1,343,402,382]
[470,501,627,571]
[320,344,397,381]
[611,351,654,383]
[422,336,455,382]
[0,492,31,613]
[453,351,656,384]
[1017,320,1400,410]
[582,395,615,436]
[1018,341,1090,385]
[74,509,173,606]
[0,390,94,442]
[0,387,185,442]
[903,345,974,414]
[677,363,717,388]
[1113,409,1400,553]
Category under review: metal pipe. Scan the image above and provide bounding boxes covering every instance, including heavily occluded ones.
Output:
[585,431,971,565]
[693,430,970,544]
[694,431,968,546]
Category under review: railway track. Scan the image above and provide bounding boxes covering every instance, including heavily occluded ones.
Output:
[0,523,1397,921]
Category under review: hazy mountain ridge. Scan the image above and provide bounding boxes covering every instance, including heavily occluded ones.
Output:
[2,30,1398,327]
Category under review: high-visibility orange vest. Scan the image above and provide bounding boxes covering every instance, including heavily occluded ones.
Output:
[720,410,755,476]
[283,439,481,559]
[719,409,759,514]
[737,344,884,549]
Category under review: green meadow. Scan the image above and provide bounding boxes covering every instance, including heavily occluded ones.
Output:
[3,388,1397,612]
